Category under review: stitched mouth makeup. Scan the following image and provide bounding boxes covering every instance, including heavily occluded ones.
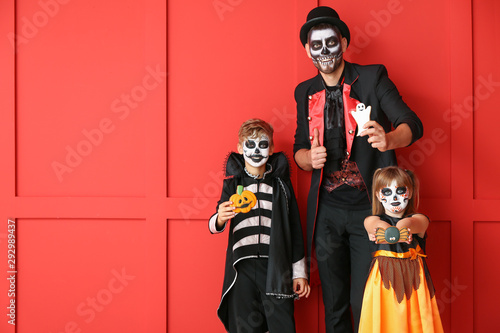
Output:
[242,134,270,168]
[309,27,343,74]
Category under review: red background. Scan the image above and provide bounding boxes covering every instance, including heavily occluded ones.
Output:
[1,0,499,332]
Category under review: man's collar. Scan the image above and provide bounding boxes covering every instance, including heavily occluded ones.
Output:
[342,61,359,86]
[311,61,358,92]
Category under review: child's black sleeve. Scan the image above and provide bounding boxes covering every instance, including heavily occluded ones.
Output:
[285,178,306,263]
[208,179,234,233]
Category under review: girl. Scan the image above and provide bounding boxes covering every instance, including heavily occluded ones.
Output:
[359,166,443,333]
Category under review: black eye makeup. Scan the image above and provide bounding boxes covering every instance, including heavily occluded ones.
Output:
[326,37,338,47]
[311,41,322,50]
[396,186,407,195]
[380,188,392,196]
[245,140,256,149]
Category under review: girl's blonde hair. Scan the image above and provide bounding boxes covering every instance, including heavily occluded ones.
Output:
[371,166,420,216]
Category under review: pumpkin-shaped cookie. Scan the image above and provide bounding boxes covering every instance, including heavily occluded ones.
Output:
[230,185,257,213]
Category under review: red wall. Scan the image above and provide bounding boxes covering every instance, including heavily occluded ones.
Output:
[1,0,499,332]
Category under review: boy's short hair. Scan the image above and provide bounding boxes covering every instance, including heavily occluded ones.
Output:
[238,119,274,147]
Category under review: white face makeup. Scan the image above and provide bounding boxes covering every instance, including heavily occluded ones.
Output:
[308,27,343,74]
[378,180,410,214]
[242,134,270,168]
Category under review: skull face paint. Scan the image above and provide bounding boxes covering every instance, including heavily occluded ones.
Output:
[242,134,270,168]
[308,27,343,74]
[378,180,410,214]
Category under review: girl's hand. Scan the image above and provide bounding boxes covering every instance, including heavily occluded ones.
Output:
[373,226,413,244]
[368,229,377,242]
[364,216,392,235]
[400,227,413,244]
[396,214,429,238]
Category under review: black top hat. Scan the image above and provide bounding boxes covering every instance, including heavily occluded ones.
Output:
[300,6,350,46]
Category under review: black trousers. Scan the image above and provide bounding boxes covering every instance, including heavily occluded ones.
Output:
[227,258,296,333]
[314,205,372,333]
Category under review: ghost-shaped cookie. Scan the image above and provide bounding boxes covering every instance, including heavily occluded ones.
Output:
[351,103,371,136]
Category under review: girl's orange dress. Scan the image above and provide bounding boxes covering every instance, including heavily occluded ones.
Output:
[359,214,444,333]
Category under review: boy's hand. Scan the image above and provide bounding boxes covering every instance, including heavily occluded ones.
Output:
[217,201,235,227]
[293,278,310,299]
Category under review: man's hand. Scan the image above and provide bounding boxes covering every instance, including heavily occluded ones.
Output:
[359,120,389,152]
[360,122,413,152]
[309,128,327,169]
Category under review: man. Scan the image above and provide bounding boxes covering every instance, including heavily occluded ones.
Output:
[293,6,423,333]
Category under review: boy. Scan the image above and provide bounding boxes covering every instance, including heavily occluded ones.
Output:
[209,119,309,333]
